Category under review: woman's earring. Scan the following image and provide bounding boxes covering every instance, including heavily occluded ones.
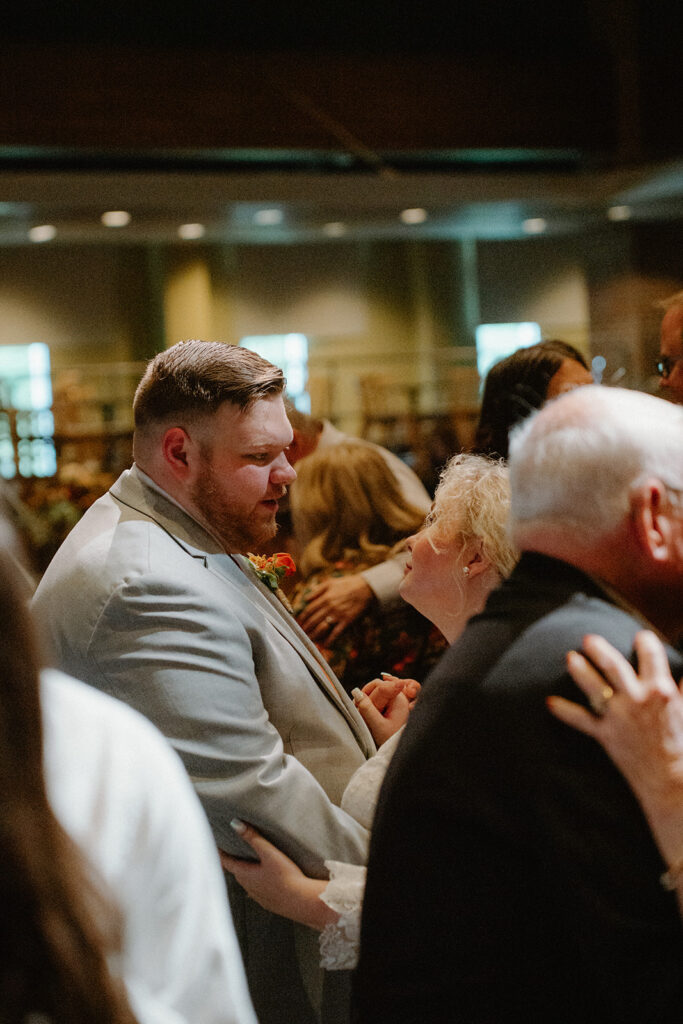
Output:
[463,566,470,577]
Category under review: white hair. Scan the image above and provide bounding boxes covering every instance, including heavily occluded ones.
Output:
[508,386,683,540]
[430,453,517,580]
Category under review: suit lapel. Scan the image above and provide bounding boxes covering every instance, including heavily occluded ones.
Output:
[210,553,372,745]
[111,469,373,752]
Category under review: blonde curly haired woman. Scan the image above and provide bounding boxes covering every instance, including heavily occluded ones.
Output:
[223,454,518,970]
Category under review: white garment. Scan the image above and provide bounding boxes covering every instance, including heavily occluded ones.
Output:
[41,669,257,1024]
[319,730,404,970]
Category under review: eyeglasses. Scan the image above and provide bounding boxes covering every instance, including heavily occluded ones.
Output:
[655,355,683,378]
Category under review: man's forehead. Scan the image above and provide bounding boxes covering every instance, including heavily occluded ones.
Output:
[224,397,292,444]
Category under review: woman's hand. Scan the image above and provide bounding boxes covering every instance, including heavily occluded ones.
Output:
[352,674,421,745]
[547,630,683,871]
[220,821,337,931]
[296,575,373,644]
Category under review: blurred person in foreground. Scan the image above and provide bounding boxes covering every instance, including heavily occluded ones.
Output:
[32,341,376,1024]
[0,521,256,1024]
[549,630,683,919]
[290,441,447,694]
[222,454,517,971]
[353,386,683,1024]
[473,338,593,460]
[657,289,683,403]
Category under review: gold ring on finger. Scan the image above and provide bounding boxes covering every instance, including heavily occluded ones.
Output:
[589,684,615,717]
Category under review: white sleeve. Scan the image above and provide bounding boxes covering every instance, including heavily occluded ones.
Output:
[317,731,404,970]
[41,670,257,1024]
[360,548,411,609]
[120,727,258,1024]
[319,861,367,971]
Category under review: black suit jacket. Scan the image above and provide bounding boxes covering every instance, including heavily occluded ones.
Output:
[352,553,683,1024]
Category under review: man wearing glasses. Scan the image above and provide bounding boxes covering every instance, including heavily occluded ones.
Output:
[657,290,683,403]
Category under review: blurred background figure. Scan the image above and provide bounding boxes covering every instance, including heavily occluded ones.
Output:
[472,339,592,460]
[282,406,433,644]
[290,441,447,694]
[656,291,683,403]
[0,520,257,1024]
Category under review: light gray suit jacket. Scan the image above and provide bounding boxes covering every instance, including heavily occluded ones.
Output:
[32,465,376,1024]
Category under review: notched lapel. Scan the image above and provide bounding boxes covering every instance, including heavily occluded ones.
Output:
[111,468,373,752]
[209,554,372,745]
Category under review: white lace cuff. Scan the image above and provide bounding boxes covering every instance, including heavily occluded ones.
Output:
[318,860,367,971]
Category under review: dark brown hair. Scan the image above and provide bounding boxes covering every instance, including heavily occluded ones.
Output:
[0,528,137,1024]
[134,340,285,428]
[473,339,589,461]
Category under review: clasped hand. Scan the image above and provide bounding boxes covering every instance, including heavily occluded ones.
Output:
[352,673,421,745]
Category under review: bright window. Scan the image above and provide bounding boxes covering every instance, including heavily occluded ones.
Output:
[475,322,542,385]
[240,334,310,412]
[0,343,56,479]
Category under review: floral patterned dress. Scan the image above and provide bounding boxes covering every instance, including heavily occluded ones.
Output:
[292,559,447,696]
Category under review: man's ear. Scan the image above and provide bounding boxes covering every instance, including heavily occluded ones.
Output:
[630,479,672,563]
[161,426,193,479]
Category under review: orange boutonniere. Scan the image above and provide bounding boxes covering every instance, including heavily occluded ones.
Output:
[247,552,297,612]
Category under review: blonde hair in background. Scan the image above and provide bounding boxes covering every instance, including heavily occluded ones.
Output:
[656,289,683,311]
[291,442,427,576]
[429,453,518,580]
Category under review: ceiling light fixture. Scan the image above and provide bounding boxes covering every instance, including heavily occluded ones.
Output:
[254,209,283,226]
[101,210,131,227]
[322,222,347,237]
[607,205,631,222]
[178,222,206,240]
[522,217,547,234]
[29,224,57,242]
[400,208,428,225]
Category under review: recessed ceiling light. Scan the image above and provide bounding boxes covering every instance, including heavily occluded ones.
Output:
[29,224,57,242]
[400,208,428,225]
[254,209,283,226]
[607,205,631,222]
[101,210,131,227]
[522,217,547,234]
[322,222,347,237]
[178,222,206,240]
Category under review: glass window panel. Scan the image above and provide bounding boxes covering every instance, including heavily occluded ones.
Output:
[240,334,310,413]
[475,323,542,384]
[0,343,54,478]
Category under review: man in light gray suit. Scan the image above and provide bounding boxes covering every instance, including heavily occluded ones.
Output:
[32,340,376,1024]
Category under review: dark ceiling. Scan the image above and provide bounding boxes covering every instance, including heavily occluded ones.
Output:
[0,0,681,246]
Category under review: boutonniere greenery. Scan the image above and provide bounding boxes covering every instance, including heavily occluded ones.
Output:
[247,552,297,612]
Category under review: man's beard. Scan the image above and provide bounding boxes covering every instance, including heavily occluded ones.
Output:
[191,470,278,554]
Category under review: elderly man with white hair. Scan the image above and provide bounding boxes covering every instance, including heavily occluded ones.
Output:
[353,386,683,1024]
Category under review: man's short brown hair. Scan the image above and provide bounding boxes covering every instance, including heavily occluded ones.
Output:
[133,340,286,427]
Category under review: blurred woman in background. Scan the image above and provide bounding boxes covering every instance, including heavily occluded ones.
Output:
[473,339,592,460]
[290,441,447,693]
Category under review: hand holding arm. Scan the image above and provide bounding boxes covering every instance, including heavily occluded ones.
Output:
[220,821,338,931]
